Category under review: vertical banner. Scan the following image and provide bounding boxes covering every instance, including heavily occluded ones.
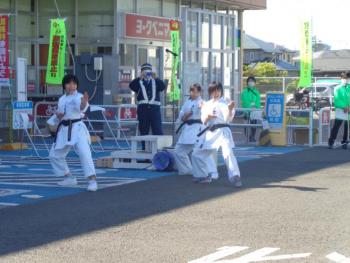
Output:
[0,15,10,86]
[169,20,181,102]
[298,20,312,88]
[46,19,67,84]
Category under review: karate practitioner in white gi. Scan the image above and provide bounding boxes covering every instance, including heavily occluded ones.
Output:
[49,74,98,192]
[192,82,242,187]
[174,84,218,178]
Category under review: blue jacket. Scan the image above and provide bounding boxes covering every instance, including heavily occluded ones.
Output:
[129,78,166,105]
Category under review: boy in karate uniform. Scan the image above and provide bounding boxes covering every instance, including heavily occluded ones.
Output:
[174,84,218,178]
[49,74,98,192]
[192,82,241,187]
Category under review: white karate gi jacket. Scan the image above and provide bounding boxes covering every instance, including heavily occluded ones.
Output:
[197,97,235,150]
[177,97,203,145]
[54,91,90,150]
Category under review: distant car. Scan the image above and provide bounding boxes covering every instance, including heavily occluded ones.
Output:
[287,82,338,110]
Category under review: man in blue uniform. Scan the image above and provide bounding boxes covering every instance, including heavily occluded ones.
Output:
[129,63,166,146]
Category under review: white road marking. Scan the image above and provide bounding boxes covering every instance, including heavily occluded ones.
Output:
[189,247,311,263]
[326,252,350,262]
[188,246,249,263]
[0,202,18,206]
[21,194,43,199]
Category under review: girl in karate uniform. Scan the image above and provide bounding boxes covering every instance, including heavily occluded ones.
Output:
[192,82,242,187]
[49,74,98,192]
[174,84,218,178]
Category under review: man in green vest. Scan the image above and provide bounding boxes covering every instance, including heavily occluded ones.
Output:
[241,76,261,142]
[328,72,350,149]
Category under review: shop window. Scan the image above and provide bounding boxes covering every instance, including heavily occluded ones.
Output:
[38,0,75,38]
[17,42,34,65]
[0,0,10,10]
[17,13,35,38]
[39,0,74,13]
[39,15,75,39]
[119,44,135,67]
[137,0,161,16]
[181,0,191,7]
[78,14,113,39]
[187,11,198,47]
[17,0,35,12]
[78,45,97,55]
[163,0,177,18]
[212,52,222,82]
[201,13,209,48]
[78,0,113,13]
[213,15,222,49]
[191,2,203,9]
[97,46,112,55]
[117,0,134,13]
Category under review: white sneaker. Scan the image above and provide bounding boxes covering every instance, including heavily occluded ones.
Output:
[209,172,219,180]
[229,176,242,188]
[87,180,98,192]
[58,176,78,187]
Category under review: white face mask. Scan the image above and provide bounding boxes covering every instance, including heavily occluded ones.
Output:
[341,79,347,85]
[248,82,255,87]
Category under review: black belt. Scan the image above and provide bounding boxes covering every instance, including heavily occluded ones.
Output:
[176,119,202,134]
[197,123,231,137]
[54,118,82,143]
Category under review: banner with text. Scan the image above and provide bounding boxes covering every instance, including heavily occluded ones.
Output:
[298,20,312,88]
[0,16,10,86]
[46,19,67,85]
[168,20,181,102]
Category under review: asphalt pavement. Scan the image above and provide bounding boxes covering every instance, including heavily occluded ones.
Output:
[1,147,350,262]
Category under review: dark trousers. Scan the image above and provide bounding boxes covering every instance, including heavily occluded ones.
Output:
[329,119,349,145]
[250,119,257,140]
[137,104,163,149]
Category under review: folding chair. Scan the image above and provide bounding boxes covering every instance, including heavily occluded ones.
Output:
[84,106,106,153]
[90,105,134,150]
[20,112,50,158]
[101,108,130,149]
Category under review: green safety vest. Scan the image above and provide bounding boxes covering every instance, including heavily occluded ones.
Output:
[334,84,350,109]
[241,87,261,109]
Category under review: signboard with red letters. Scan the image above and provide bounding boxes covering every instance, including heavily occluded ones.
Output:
[35,103,58,118]
[322,109,330,125]
[119,106,137,121]
[0,16,10,86]
[125,13,172,42]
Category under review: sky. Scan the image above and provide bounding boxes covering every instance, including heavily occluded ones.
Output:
[244,0,350,51]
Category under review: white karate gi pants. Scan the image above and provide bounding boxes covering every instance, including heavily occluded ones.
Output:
[192,144,240,180]
[49,135,96,179]
[174,144,218,176]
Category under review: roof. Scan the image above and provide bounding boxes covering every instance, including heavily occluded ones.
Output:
[275,59,299,71]
[203,0,266,10]
[243,34,294,53]
[313,50,350,72]
[247,59,298,71]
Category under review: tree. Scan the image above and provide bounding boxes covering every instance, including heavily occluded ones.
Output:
[243,62,278,77]
[255,62,277,77]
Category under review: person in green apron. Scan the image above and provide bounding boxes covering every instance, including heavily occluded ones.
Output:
[241,76,261,142]
[328,72,350,149]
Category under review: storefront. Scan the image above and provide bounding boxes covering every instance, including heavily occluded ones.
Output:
[0,0,266,127]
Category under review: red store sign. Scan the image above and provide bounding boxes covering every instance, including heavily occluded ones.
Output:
[125,13,173,42]
[35,103,58,117]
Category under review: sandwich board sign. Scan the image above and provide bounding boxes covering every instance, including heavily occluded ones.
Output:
[12,101,33,129]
